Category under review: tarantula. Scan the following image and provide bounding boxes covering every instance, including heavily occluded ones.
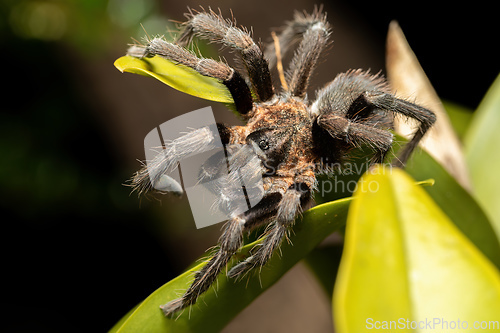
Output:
[126,8,436,316]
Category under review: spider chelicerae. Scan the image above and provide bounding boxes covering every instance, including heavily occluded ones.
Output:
[126,8,436,316]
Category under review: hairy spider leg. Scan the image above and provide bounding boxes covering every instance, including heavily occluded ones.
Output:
[265,9,330,97]
[284,13,330,97]
[131,126,218,195]
[264,7,328,68]
[317,113,394,164]
[311,70,434,165]
[358,91,436,166]
[227,181,312,279]
[177,10,274,102]
[160,191,284,316]
[133,39,253,114]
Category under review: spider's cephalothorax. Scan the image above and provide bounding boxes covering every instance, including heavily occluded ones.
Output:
[128,8,436,316]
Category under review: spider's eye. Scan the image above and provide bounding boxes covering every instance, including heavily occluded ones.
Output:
[246,127,293,168]
[258,139,270,150]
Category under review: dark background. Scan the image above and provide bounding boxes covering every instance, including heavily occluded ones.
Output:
[1,0,497,331]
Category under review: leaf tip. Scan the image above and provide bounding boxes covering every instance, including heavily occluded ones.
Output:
[114,57,126,73]
[416,178,435,187]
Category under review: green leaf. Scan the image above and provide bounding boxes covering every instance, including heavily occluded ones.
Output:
[442,100,473,141]
[465,73,500,240]
[334,165,500,333]
[405,146,500,269]
[110,197,351,333]
[114,55,235,105]
[306,138,500,300]
[313,134,500,269]
[305,177,434,298]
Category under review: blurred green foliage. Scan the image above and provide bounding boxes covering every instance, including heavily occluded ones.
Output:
[2,0,171,54]
[0,2,177,332]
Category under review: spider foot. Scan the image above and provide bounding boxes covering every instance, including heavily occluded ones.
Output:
[160,297,187,317]
[227,257,255,280]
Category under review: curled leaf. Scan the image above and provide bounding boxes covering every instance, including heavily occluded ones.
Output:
[334,166,500,332]
[465,73,500,240]
[114,55,235,105]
